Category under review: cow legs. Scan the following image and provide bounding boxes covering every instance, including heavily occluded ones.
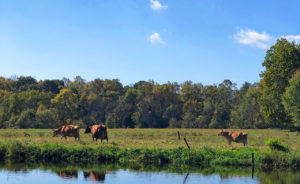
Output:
[106,138,108,144]
[60,134,67,140]
[228,140,232,146]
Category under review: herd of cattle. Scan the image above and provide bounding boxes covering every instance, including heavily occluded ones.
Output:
[52,124,108,143]
[52,125,248,146]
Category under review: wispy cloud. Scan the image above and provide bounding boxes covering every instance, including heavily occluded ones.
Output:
[234,29,300,49]
[281,35,300,44]
[148,32,165,44]
[233,29,272,49]
[150,0,168,11]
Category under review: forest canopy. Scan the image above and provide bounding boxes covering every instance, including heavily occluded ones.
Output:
[0,39,300,129]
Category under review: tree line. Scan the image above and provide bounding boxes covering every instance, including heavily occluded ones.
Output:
[1,38,300,129]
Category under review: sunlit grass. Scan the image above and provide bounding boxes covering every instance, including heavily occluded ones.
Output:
[0,129,299,150]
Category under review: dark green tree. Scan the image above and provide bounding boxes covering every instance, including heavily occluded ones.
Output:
[259,39,300,128]
[283,69,300,127]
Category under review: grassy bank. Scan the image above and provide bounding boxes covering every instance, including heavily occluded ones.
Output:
[0,141,299,170]
[0,129,299,170]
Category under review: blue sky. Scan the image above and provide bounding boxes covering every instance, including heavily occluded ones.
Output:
[1,0,300,87]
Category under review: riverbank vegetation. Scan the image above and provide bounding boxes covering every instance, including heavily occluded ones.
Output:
[1,39,300,130]
[0,141,299,170]
[0,129,299,170]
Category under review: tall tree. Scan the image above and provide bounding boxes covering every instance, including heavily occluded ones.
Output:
[259,39,300,128]
[283,69,300,127]
[231,83,264,128]
[38,80,64,94]
[208,80,235,128]
[13,76,37,92]
[51,88,78,123]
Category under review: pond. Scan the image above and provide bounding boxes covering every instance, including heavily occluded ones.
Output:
[0,164,299,184]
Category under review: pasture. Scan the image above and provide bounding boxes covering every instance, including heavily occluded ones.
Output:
[0,129,299,150]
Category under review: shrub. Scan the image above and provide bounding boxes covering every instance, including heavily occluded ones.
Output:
[265,138,289,152]
[0,144,6,161]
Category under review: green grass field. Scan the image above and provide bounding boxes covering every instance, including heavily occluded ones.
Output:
[0,129,299,150]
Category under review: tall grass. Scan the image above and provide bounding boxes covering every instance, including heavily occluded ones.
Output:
[0,129,299,170]
[0,141,299,169]
[1,129,300,150]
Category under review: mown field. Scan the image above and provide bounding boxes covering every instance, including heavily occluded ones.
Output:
[0,129,299,150]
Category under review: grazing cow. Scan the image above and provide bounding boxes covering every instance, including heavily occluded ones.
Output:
[84,124,108,143]
[218,130,248,146]
[53,125,80,140]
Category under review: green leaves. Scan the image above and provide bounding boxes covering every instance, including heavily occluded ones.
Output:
[51,88,79,123]
[259,39,300,128]
[283,69,300,127]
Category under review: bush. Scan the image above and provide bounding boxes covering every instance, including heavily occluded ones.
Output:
[265,138,289,152]
[0,144,6,162]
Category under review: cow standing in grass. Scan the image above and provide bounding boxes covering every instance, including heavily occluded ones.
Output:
[218,130,248,146]
[84,124,108,143]
[53,125,80,141]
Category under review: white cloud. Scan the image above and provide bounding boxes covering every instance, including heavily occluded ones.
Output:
[281,35,300,44]
[148,32,165,44]
[234,29,300,49]
[150,0,168,11]
[233,29,272,49]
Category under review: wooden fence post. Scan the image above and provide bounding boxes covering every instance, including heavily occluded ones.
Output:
[177,131,181,140]
[184,137,190,149]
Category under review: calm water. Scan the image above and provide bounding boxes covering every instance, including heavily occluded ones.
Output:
[0,165,299,184]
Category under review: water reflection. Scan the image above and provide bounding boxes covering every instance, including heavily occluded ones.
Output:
[0,164,299,184]
[257,170,300,184]
[56,170,78,179]
[55,170,106,182]
[84,171,106,182]
[182,173,189,184]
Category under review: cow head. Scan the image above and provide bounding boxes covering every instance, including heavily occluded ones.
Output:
[53,129,60,137]
[218,129,227,136]
[84,126,91,133]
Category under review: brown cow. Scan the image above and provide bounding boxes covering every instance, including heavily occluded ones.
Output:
[53,125,80,140]
[218,130,248,146]
[84,124,108,143]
